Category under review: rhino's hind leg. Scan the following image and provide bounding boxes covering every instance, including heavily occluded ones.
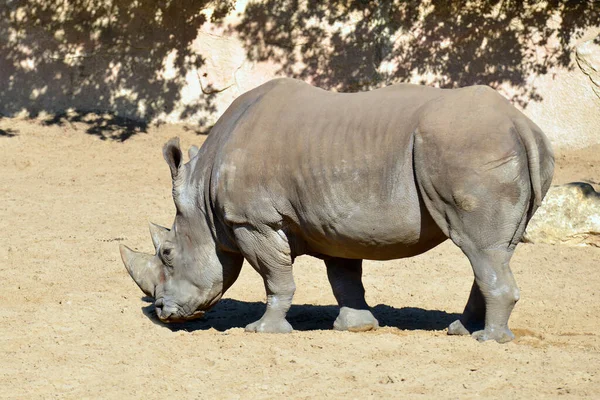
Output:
[448,280,485,336]
[461,247,519,343]
[325,258,379,332]
[234,225,295,333]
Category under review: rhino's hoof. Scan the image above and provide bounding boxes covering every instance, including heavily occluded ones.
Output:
[245,318,293,333]
[472,327,515,343]
[333,307,379,332]
[447,319,471,336]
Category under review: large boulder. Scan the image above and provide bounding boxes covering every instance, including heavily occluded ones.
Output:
[524,182,600,247]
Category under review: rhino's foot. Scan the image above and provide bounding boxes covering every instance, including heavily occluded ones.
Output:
[447,318,485,336]
[447,319,471,336]
[472,326,515,343]
[333,307,379,332]
[245,317,293,334]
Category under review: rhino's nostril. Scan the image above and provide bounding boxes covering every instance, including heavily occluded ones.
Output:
[154,298,174,321]
[154,298,164,314]
[157,309,168,320]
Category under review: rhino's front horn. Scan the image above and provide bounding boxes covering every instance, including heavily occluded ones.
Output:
[119,244,161,297]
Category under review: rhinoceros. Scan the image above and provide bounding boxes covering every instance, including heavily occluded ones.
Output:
[120,78,554,343]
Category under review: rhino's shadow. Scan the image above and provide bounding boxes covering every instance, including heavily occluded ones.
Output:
[141,297,460,333]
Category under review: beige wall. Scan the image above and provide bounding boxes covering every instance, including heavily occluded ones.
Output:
[1,0,598,147]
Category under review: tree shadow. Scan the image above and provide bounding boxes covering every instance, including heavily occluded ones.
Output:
[0,128,17,137]
[140,297,460,333]
[42,110,149,141]
[233,0,600,107]
[0,0,226,139]
[2,1,596,139]
[182,123,214,136]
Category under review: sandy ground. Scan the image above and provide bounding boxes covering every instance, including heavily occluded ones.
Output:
[1,117,599,399]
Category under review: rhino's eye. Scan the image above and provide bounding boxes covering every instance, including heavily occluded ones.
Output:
[160,247,174,266]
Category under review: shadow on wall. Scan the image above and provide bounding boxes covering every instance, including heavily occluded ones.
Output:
[0,1,598,140]
[0,0,235,139]
[234,0,599,107]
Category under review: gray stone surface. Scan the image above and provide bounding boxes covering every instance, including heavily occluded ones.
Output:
[524,182,600,247]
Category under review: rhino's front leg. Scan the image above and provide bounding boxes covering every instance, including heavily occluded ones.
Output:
[326,258,379,332]
[234,225,295,333]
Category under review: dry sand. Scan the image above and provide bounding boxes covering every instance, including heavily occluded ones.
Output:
[1,117,599,398]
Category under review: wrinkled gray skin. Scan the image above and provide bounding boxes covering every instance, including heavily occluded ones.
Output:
[120,78,554,343]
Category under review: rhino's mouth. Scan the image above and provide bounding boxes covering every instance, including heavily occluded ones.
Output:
[154,298,206,323]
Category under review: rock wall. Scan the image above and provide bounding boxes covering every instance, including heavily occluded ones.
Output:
[1,0,599,147]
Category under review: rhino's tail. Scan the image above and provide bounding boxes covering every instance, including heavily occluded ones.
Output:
[513,118,544,207]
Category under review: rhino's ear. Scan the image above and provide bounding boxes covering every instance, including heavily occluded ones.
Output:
[149,222,170,251]
[188,145,199,160]
[163,137,183,179]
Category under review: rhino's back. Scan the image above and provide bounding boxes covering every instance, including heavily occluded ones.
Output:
[210,79,448,259]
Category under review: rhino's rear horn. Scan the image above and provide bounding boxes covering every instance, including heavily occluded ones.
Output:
[149,222,170,251]
[119,244,161,298]
[188,145,199,160]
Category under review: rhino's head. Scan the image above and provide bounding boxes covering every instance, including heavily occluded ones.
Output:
[120,138,242,322]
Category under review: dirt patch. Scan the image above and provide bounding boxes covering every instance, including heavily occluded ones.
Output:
[1,118,599,398]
